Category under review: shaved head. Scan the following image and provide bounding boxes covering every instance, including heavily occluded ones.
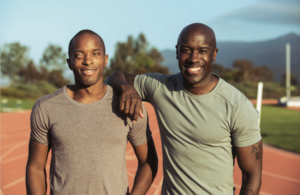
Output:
[68,30,105,58]
[177,23,216,49]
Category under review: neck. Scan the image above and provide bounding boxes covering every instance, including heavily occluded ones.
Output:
[67,80,107,103]
[183,74,219,95]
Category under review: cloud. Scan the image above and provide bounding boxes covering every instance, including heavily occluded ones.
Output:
[214,0,300,25]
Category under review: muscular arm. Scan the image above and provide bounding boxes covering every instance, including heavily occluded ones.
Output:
[130,138,158,195]
[236,140,263,195]
[106,71,143,123]
[26,139,50,195]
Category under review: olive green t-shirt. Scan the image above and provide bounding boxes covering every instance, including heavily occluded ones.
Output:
[134,73,261,195]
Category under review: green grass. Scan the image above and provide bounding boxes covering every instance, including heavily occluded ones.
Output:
[1,96,37,112]
[260,105,300,153]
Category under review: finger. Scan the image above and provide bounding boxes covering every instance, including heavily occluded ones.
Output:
[132,101,141,123]
[139,107,144,118]
[123,99,131,115]
[119,97,125,112]
[128,99,136,118]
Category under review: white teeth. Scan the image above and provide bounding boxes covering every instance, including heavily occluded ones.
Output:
[188,67,201,72]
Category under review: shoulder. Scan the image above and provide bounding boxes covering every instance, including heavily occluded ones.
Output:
[215,79,249,109]
[136,72,181,87]
[36,87,65,107]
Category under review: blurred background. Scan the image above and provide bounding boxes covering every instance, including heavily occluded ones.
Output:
[1,0,300,100]
[1,1,300,194]
[1,0,300,149]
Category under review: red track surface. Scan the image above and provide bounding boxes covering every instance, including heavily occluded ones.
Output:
[1,103,300,195]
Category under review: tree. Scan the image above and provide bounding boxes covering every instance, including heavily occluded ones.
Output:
[104,33,168,78]
[48,69,70,88]
[18,60,40,84]
[282,73,297,85]
[233,59,254,82]
[40,44,67,71]
[212,63,235,81]
[40,44,70,87]
[1,42,30,81]
[232,59,273,82]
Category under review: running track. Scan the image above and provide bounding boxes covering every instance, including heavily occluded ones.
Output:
[1,103,300,195]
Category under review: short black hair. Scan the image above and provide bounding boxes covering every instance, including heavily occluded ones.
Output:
[68,30,105,58]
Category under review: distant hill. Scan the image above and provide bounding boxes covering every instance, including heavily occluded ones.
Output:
[161,33,300,83]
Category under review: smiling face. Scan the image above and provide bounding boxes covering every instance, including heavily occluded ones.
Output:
[176,24,218,89]
[67,33,108,88]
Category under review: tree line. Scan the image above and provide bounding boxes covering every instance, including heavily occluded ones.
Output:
[1,33,298,99]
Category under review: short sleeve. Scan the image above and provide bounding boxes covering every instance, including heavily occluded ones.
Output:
[127,104,152,146]
[134,73,168,102]
[231,99,262,147]
[30,100,50,146]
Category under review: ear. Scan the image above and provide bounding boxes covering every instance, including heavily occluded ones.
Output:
[175,45,178,59]
[67,59,73,70]
[104,54,108,68]
[213,48,218,62]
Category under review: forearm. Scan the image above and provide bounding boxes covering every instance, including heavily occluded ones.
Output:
[106,71,133,92]
[239,171,261,195]
[130,162,157,195]
[26,167,47,195]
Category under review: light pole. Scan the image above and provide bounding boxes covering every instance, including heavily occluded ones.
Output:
[286,43,291,102]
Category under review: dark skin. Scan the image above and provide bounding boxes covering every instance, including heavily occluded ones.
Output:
[106,23,262,194]
[26,32,158,195]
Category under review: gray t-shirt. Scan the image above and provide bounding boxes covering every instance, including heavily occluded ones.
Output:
[30,85,152,195]
[134,73,261,195]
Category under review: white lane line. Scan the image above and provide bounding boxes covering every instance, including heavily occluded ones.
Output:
[2,165,51,190]
[234,184,273,195]
[263,171,300,183]
[126,155,137,160]
[263,144,300,160]
[3,177,24,190]
[127,171,135,178]
[1,153,28,164]
[0,141,28,162]
[153,177,163,195]
[0,143,17,150]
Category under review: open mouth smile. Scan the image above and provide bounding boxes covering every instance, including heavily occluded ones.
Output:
[81,69,96,75]
[186,67,203,74]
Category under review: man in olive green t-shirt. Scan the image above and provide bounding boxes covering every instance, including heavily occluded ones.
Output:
[107,23,262,195]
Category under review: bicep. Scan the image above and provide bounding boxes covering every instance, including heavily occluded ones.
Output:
[235,140,263,174]
[132,138,157,165]
[27,139,50,170]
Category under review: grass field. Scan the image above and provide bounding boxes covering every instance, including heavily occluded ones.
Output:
[1,96,36,112]
[260,105,300,153]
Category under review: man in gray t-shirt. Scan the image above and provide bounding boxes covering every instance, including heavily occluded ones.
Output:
[26,30,158,195]
[107,23,262,195]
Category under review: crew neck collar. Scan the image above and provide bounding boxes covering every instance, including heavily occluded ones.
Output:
[63,85,110,106]
[180,73,222,99]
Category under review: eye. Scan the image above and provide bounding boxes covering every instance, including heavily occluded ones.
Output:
[75,53,83,58]
[93,52,101,56]
[181,48,191,53]
[199,50,207,54]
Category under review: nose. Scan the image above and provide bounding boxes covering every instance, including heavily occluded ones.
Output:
[189,51,200,64]
[82,53,93,65]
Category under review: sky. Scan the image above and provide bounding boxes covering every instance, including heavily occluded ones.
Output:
[1,0,300,79]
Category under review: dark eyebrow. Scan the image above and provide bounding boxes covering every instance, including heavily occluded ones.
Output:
[74,50,84,54]
[92,49,102,52]
[199,47,209,50]
[180,45,210,50]
[73,48,102,54]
